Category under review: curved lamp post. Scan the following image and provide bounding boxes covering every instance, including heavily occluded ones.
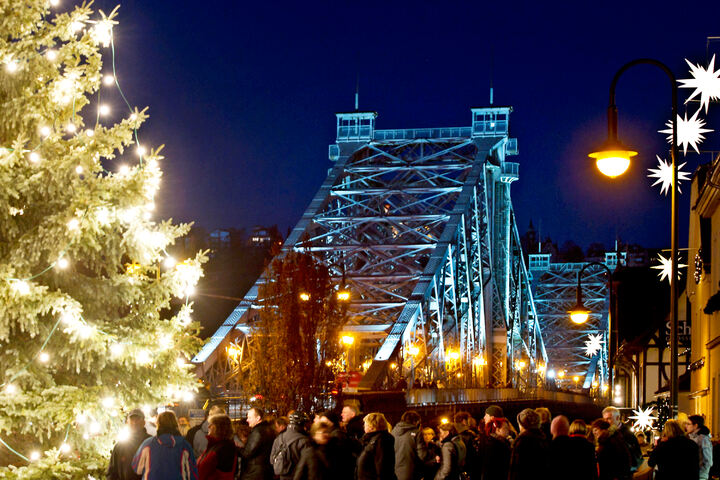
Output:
[569,261,615,398]
[588,58,679,415]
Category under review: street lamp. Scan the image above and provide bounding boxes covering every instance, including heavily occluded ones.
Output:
[570,262,615,397]
[589,58,679,416]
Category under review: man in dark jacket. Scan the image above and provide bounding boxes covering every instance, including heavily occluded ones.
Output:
[392,410,429,480]
[106,408,151,480]
[240,407,276,480]
[548,415,597,480]
[271,411,311,480]
[453,411,478,479]
[342,404,365,442]
[357,413,395,480]
[602,406,642,472]
[508,408,550,480]
[318,411,357,480]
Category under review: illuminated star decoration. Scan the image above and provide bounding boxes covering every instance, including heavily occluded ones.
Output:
[652,253,687,283]
[679,55,720,113]
[629,406,658,431]
[647,155,691,195]
[659,110,713,155]
[584,334,604,357]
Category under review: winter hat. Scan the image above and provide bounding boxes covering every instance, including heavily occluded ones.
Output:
[485,405,504,418]
[127,408,145,420]
[517,408,541,430]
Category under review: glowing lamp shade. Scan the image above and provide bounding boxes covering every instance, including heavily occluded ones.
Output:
[588,141,637,178]
[569,304,591,324]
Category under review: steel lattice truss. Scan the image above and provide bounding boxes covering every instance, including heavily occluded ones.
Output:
[193,108,547,393]
[530,261,610,389]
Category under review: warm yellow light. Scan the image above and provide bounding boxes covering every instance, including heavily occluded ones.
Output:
[227,346,241,359]
[337,291,350,301]
[408,345,420,357]
[472,356,487,366]
[602,383,609,392]
[341,335,355,346]
[569,307,591,325]
[362,360,371,370]
[440,417,449,424]
[558,370,566,378]
[125,262,141,276]
[56,257,69,269]
[573,376,580,383]
[589,149,637,178]
[38,352,50,363]
[447,350,460,361]
[103,74,115,86]
[390,362,397,370]
[592,381,599,388]
[299,292,310,301]
[515,360,526,370]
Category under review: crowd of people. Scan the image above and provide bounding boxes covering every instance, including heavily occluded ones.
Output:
[105,403,714,480]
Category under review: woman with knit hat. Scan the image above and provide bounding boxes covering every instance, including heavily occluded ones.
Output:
[508,408,550,480]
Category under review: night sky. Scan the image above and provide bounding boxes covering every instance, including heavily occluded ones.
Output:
[92,0,720,250]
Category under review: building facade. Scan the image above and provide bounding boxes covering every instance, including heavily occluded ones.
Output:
[687,161,720,433]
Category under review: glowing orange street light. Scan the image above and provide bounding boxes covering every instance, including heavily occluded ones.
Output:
[337,291,351,301]
[588,140,637,178]
[299,292,310,301]
[341,335,355,346]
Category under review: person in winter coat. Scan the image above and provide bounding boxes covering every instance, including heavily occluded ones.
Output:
[602,406,642,472]
[197,414,237,480]
[187,405,226,459]
[452,411,478,480]
[270,411,311,480]
[434,423,465,480]
[591,419,631,480]
[132,410,198,480]
[548,415,597,480]
[342,404,366,443]
[687,415,713,480]
[239,407,276,480]
[421,427,441,480]
[316,411,357,480]
[107,408,151,480]
[392,410,429,480]
[357,412,396,480]
[508,408,550,480]
[293,421,333,480]
[648,419,699,480]
[481,417,512,480]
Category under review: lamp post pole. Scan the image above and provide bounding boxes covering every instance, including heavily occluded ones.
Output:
[575,262,615,400]
[606,59,679,416]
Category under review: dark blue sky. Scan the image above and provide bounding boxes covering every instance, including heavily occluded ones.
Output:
[93,0,720,249]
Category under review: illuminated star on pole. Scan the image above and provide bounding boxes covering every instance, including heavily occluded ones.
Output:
[584,334,604,357]
[679,55,720,113]
[652,253,687,283]
[647,155,691,195]
[629,406,657,430]
[659,110,712,155]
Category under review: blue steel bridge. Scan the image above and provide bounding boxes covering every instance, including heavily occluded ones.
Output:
[192,107,611,402]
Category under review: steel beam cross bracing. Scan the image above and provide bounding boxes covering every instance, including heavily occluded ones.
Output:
[193,107,547,393]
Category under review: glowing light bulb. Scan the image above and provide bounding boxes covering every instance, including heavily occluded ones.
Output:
[75,165,84,174]
[76,413,87,424]
[40,126,51,137]
[117,426,130,442]
[49,0,60,6]
[92,20,113,47]
[29,152,40,163]
[85,129,94,137]
[341,335,355,346]
[136,350,151,365]
[185,285,196,296]
[38,352,50,363]
[69,20,84,34]
[4,384,17,394]
[59,443,71,453]
[182,391,195,402]
[110,343,124,356]
[98,104,110,116]
[66,123,76,133]
[5,61,17,73]
[56,257,69,269]
[164,256,177,268]
[12,280,30,295]
[146,202,155,211]
[78,324,94,339]
[102,74,114,86]
[176,357,187,367]
[67,218,80,230]
[136,145,146,156]
[177,311,191,326]
[130,113,138,121]
[89,421,101,434]
[159,334,173,350]
[45,49,58,61]
[118,165,129,176]
[29,451,40,461]
[101,397,115,408]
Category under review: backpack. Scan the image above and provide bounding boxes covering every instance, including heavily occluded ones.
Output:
[451,436,467,469]
[272,437,292,476]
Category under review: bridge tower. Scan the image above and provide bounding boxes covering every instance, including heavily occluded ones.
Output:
[193,107,547,393]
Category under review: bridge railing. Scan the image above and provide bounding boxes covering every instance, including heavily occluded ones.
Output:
[406,387,597,406]
[373,127,472,141]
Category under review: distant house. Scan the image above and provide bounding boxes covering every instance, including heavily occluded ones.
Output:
[248,226,273,248]
[209,229,231,250]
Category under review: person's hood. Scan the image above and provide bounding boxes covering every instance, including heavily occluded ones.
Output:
[391,421,419,437]
[155,434,181,448]
[201,420,209,434]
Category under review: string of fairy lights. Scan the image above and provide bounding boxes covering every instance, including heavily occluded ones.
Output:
[1,1,202,464]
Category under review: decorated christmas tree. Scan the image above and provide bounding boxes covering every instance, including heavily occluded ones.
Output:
[0,2,205,478]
